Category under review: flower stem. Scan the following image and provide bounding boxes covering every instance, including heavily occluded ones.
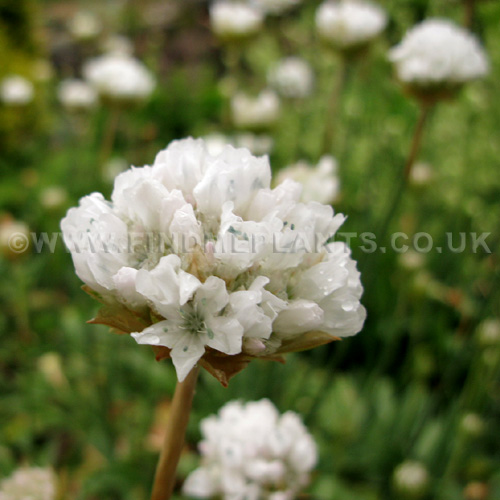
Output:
[99,106,121,172]
[321,55,347,157]
[403,102,431,182]
[150,366,200,500]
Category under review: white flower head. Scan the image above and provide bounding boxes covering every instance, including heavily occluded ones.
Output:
[210,2,264,41]
[316,0,387,49]
[68,10,102,41]
[251,0,302,15]
[276,156,339,204]
[183,399,317,499]
[392,461,429,498]
[268,57,314,99]
[389,19,489,87]
[231,90,280,130]
[61,138,365,383]
[0,467,56,500]
[58,79,97,110]
[83,53,155,102]
[0,75,34,105]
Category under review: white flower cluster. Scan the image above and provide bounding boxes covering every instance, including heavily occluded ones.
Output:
[389,19,489,87]
[0,75,34,105]
[231,90,280,129]
[276,156,339,205]
[58,79,97,110]
[204,132,274,156]
[268,57,314,99]
[83,53,155,102]
[61,138,365,382]
[183,399,317,500]
[210,2,264,40]
[68,10,102,41]
[0,467,56,500]
[316,0,387,50]
[251,0,302,15]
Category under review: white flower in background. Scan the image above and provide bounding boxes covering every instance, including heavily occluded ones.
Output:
[276,156,339,204]
[204,133,273,157]
[392,461,429,499]
[58,79,97,110]
[234,133,273,155]
[0,467,56,500]
[103,157,128,183]
[268,57,314,99]
[61,138,365,382]
[231,90,280,129]
[210,2,264,41]
[251,0,302,15]
[68,10,102,41]
[83,53,155,102]
[476,318,500,347]
[0,75,34,105]
[101,35,134,56]
[389,19,489,87]
[0,218,30,259]
[316,0,387,49]
[40,186,68,210]
[409,162,434,188]
[183,399,317,499]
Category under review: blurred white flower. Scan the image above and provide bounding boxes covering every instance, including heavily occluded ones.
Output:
[409,162,434,187]
[210,2,264,40]
[234,133,274,155]
[61,138,366,382]
[392,461,429,499]
[58,79,97,110]
[389,19,489,87]
[316,0,387,50]
[460,413,485,438]
[68,10,102,41]
[268,57,314,99]
[0,466,56,500]
[251,0,302,15]
[0,218,30,259]
[231,90,280,129]
[204,133,273,156]
[276,156,339,204]
[103,157,128,183]
[83,53,155,102]
[40,186,68,210]
[183,399,317,499]
[0,75,34,105]
[101,35,134,56]
[476,318,500,347]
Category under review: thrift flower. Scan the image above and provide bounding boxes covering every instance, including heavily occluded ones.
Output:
[231,90,280,130]
[0,467,56,500]
[58,79,97,110]
[83,53,155,102]
[276,156,339,204]
[268,57,314,99]
[68,10,102,41]
[210,2,264,41]
[61,138,365,384]
[0,75,34,105]
[316,0,387,51]
[389,19,489,87]
[183,399,317,499]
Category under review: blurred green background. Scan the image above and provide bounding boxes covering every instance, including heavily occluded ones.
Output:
[0,0,499,499]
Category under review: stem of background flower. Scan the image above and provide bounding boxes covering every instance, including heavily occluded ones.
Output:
[150,366,200,500]
[403,102,431,182]
[464,0,476,29]
[99,106,121,172]
[320,54,347,157]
